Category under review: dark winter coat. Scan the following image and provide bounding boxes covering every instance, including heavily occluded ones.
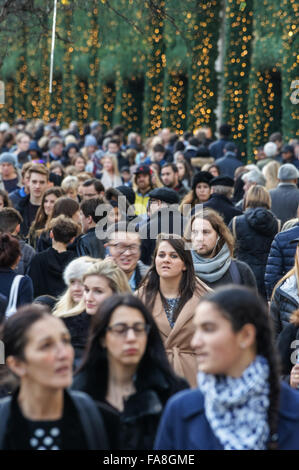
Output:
[265,224,299,300]
[15,239,36,275]
[276,321,299,384]
[214,152,243,178]
[63,311,91,368]
[230,208,280,298]
[0,268,33,311]
[154,381,299,450]
[140,207,187,265]
[195,259,257,291]
[203,193,243,225]
[72,367,188,451]
[75,227,105,259]
[15,194,39,238]
[270,277,299,338]
[208,138,233,160]
[269,183,299,226]
[0,389,109,450]
[27,247,77,298]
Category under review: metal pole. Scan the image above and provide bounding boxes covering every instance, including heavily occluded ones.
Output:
[49,0,58,94]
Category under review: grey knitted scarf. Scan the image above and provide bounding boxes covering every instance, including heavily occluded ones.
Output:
[191,243,231,283]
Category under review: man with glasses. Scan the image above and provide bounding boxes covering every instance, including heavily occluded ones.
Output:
[105,223,149,291]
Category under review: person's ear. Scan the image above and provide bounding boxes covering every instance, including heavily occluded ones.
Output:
[49,230,54,239]
[6,356,27,378]
[238,323,256,350]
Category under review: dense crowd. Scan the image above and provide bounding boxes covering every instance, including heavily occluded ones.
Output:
[0,117,299,450]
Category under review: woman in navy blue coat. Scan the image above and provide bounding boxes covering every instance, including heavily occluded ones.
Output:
[155,285,299,450]
[0,233,33,318]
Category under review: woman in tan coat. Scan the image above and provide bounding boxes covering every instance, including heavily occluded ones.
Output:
[137,233,211,387]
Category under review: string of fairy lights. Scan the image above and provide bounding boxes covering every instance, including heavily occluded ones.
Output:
[0,0,297,158]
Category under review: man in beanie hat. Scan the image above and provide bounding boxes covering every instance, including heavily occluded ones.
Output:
[269,163,299,225]
[0,152,21,193]
[203,176,242,225]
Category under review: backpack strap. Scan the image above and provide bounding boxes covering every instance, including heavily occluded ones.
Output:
[229,260,242,285]
[5,275,23,318]
[0,397,12,449]
[69,391,109,450]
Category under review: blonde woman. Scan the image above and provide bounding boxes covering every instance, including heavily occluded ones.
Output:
[52,256,97,318]
[270,241,299,338]
[56,259,132,367]
[61,175,79,200]
[100,154,122,189]
[229,184,280,299]
[262,160,280,190]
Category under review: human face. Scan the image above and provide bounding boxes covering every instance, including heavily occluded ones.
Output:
[108,142,119,154]
[161,167,177,188]
[195,182,211,202]
[52,143,63,157]
[136,173,150,191]
[0,195,4,210]
[102,157,114,172]
[15,316,74,390]
[108,232,141,275]
[18,135,30,152]
[209,166,219,178]
[83,275,114,315]
[191,218,218,258]
[155,241,186,281]
[153,151,164,162]
[66,189,77,200]
[80,210,90,233]
[23,170,31,192]
[81,184,98,200]
[29,172,48,200]
[104,306,148,370]
[68,148,78,159]
[69,279,84,304]
[177,162,185,181]
[243,179,253,194]
[43,193,58,216]
[1,162,15,179]
[74,157,85,172]
[191,301,254,377]
[51,166,63,177]
[72,210,80,225]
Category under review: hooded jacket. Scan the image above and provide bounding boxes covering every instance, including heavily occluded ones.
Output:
[270,274,299,338]
[27,247,77,298]
[230,207,280,298]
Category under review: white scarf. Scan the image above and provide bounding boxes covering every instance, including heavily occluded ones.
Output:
[197,355,270,450]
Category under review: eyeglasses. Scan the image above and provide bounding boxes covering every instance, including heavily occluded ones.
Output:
[109,243,140,255]
[106,322,151,337]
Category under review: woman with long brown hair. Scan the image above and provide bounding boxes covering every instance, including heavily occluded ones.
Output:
[29,187,63,248]
[137,233,211,387]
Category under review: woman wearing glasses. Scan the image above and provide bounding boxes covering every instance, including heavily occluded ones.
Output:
[56,259,131,369]
[72,294,188,450]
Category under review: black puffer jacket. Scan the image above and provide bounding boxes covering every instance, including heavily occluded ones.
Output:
[270,276,299,338]
[230,207,280,298]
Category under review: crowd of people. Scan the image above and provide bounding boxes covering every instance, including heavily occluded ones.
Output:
[0,117,299,450]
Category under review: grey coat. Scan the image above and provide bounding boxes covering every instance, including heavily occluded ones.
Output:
[269,184,299,226]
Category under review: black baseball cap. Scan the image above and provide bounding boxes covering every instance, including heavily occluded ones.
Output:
[148,187,179,205]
